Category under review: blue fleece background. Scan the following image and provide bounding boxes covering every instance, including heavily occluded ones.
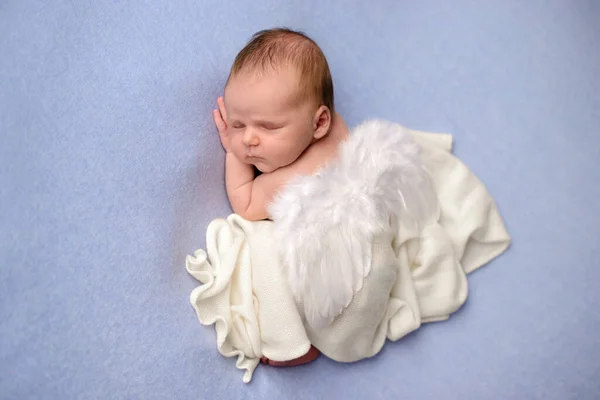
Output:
[1,1,599,399]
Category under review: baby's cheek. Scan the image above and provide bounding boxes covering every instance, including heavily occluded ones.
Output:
[230,143,246,163]
[272,151,296,170]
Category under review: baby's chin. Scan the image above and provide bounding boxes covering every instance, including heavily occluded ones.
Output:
[253,161,278,174]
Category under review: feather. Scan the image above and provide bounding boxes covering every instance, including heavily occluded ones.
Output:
[268,120,438,329]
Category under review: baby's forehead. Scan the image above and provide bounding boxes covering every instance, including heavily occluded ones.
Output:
[226,67,303,99]
[224,71,306,114]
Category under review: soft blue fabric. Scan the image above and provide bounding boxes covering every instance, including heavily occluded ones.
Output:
[2,1,599,399]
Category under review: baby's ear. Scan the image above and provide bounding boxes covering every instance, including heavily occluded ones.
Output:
[312,105,331,140]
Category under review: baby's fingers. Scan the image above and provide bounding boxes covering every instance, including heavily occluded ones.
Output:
[213,109,226,132]
[217,97,227,121]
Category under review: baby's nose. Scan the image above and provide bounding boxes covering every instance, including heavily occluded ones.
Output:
[242,130,259,146]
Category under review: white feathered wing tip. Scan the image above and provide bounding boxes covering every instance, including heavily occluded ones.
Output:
[268,120,438,330]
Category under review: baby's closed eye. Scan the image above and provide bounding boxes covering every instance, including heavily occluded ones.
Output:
[261,122,283,130]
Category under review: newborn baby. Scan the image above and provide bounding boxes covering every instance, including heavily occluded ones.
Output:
[213,28,349,223]
[190,27,511,380]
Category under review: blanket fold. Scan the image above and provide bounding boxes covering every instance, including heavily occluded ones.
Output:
[185,120,511,383]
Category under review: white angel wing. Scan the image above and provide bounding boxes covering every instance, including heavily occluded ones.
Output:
[269,120,438,329]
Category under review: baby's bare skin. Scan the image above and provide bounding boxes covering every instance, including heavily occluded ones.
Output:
[214,68,349,221]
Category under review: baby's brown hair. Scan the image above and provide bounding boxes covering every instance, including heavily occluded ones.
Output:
[227,28,335,114]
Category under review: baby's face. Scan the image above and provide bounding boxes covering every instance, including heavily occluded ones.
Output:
[224,68,316,173]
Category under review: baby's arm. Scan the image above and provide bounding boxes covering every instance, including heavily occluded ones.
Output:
[214,97,271,221]
[224,153,271,220]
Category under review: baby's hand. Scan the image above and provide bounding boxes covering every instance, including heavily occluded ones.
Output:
[213,97,231,153]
